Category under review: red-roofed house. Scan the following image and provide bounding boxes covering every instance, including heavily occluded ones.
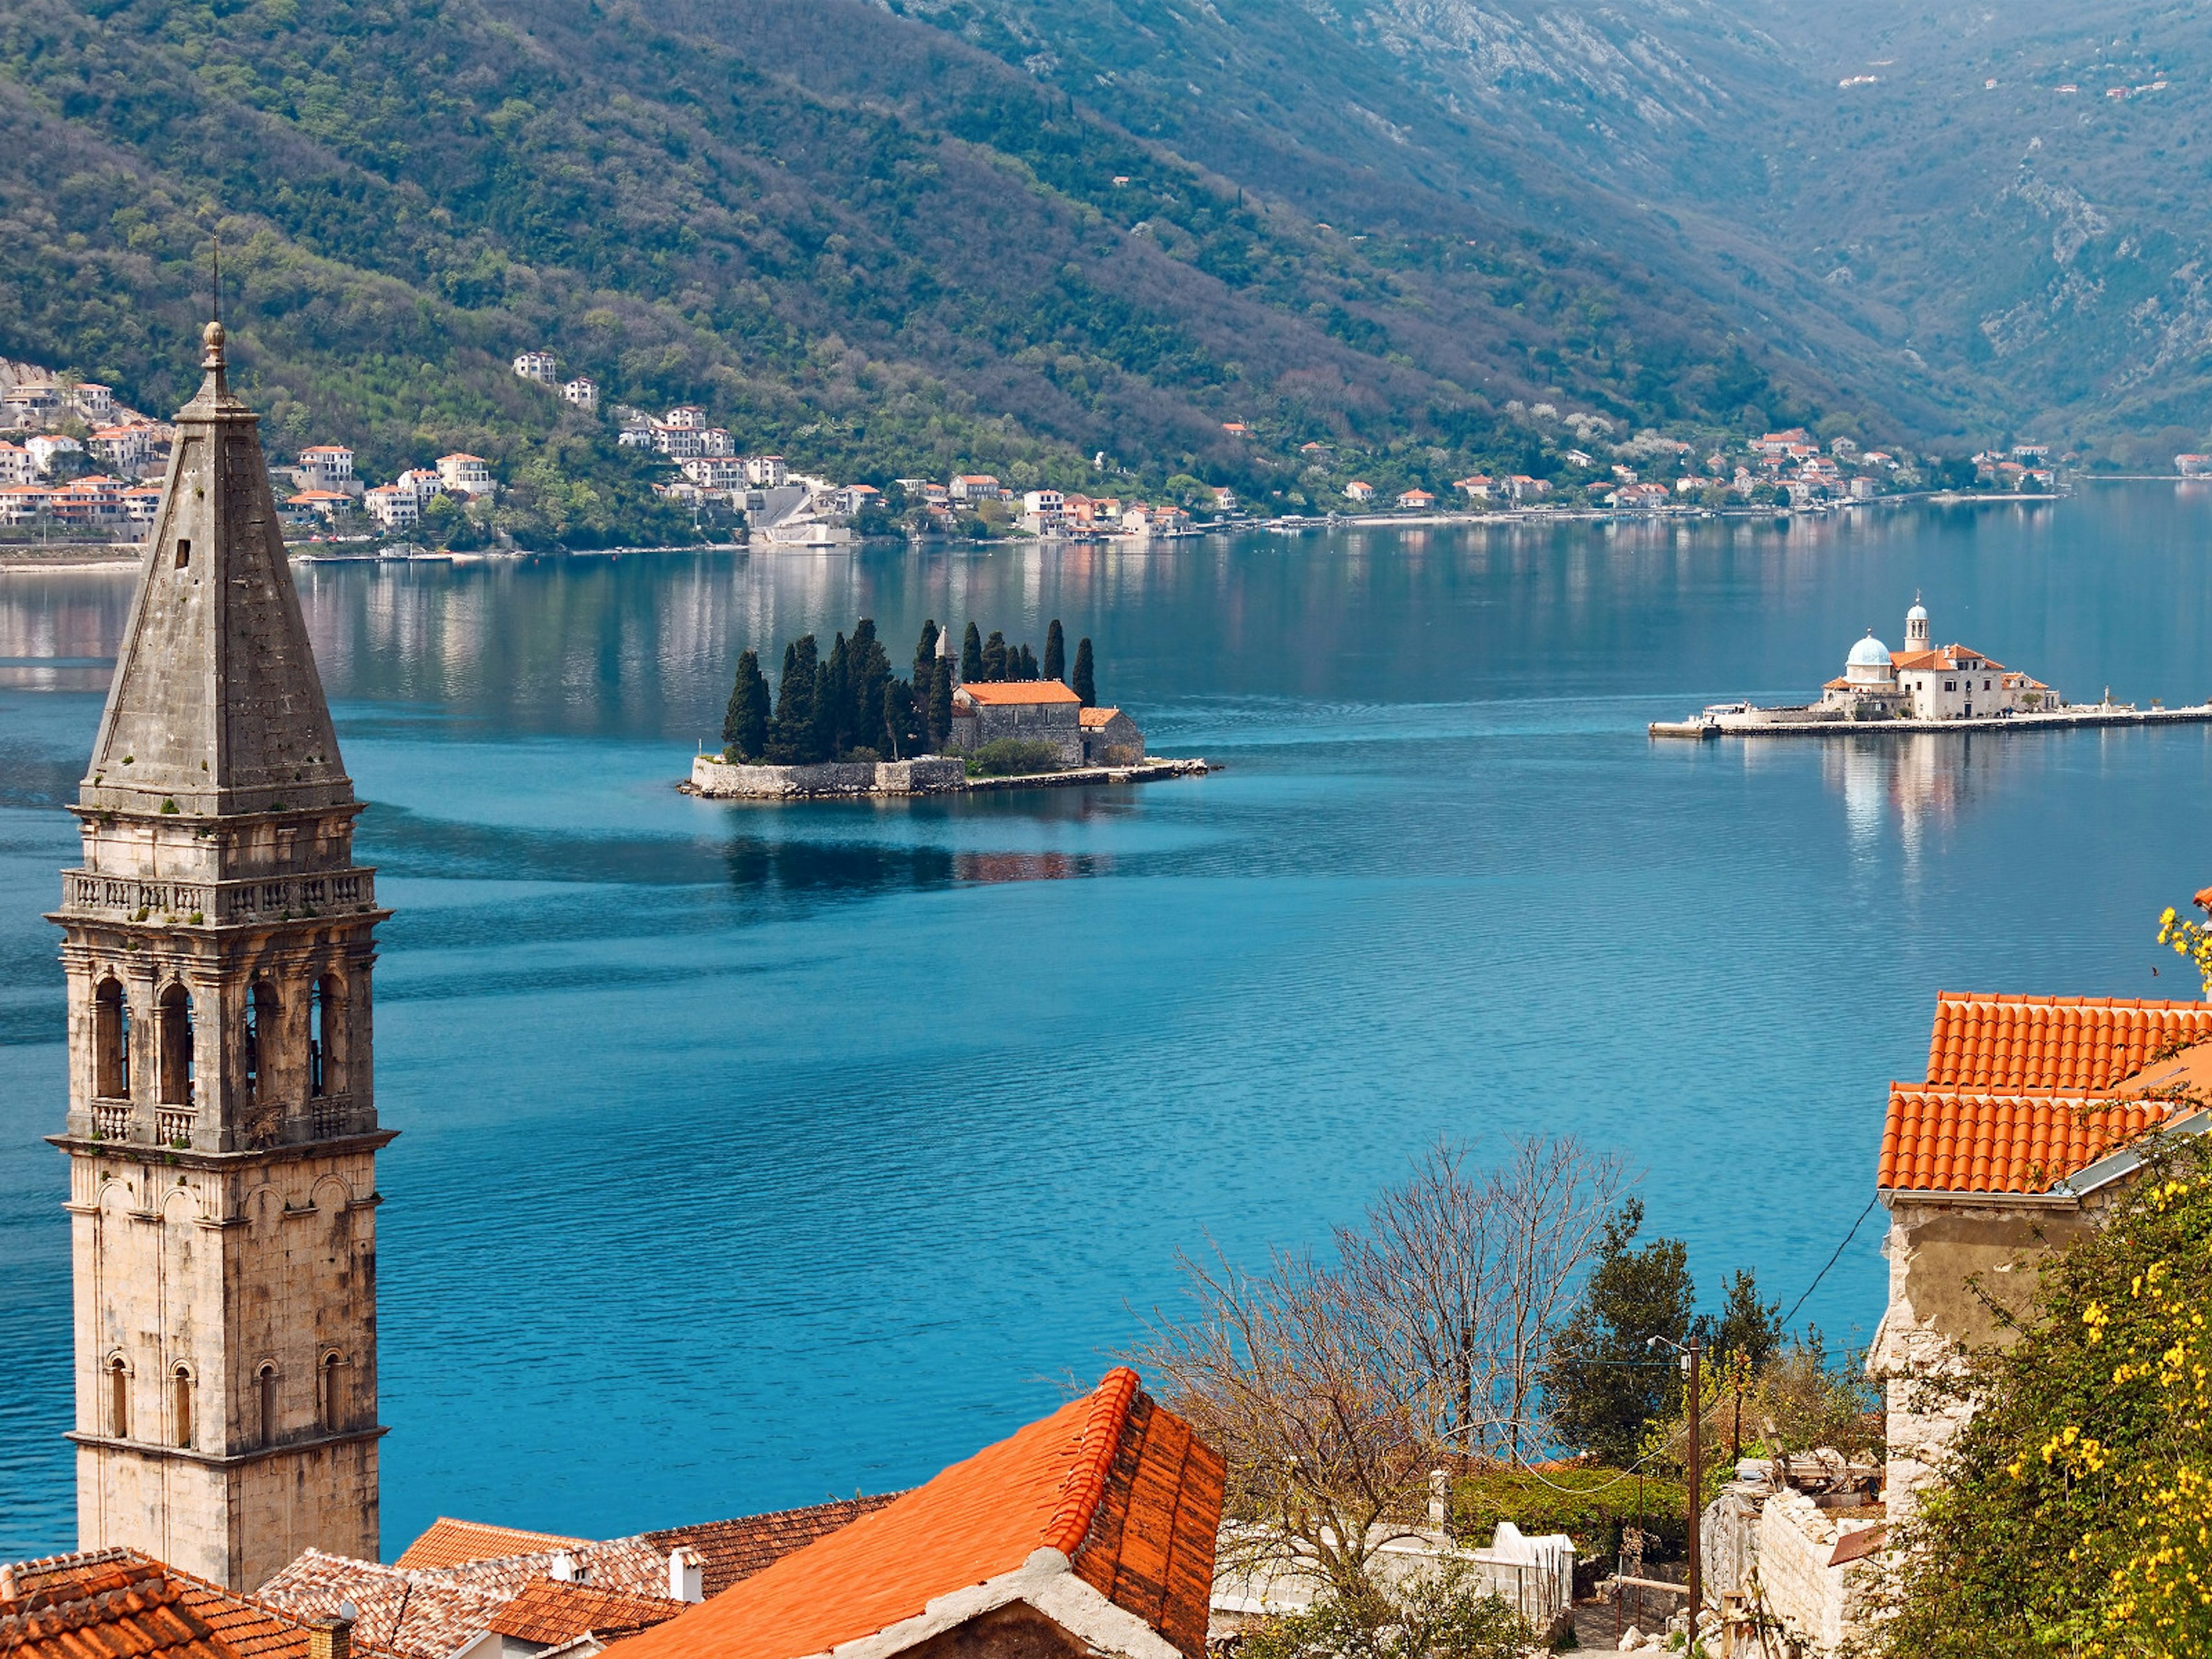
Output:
[948,680,1084,766]
[0,1549,400,1659]
[611,1369,1225,1659]
[1870,989,2212,1520]
[1079,706,1145,766]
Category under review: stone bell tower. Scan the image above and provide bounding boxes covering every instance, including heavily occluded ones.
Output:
[49,320,391,1590]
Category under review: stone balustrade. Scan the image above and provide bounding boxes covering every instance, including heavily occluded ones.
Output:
[59,869,374,925]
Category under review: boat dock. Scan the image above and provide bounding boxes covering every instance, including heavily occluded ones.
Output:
[1652,703,2212,740]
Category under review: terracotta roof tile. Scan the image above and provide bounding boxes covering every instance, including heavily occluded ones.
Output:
[1077,706,1121,728]
[1877,1087,2175,1194]
[611,1370,1224,1659]
[1923,991,2212,1093]
[253,1552,511,1659]
[2,1551,404,1659]
[485,1581,684,1646]
[0,1554,238,1659]
[642,1497,896,1598]
[396,1520,587,1573]
[954,681,1081,706]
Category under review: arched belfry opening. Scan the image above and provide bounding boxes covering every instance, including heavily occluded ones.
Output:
[310,975,342,1097]
[157,984,194,1107]
[243,979,279,1107]
[94,977,129,1100]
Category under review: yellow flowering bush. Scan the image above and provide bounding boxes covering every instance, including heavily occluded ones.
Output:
[1873,1147,2212,1657]
[2156,899,2212,998]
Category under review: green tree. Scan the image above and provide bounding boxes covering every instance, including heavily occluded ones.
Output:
[823,632,853,753]
[1537,1199,1694,1464]
[1073,637,1097,706]
[913,619,940,685]
[1044,619,1066,683]
[1016,643,1039,680]
[846,618,894,753]
[722,648,771,760]
[1713,1268,1784,1370]
[961,622,983,683]
[882,679,923,759]
[982,630,1009,681]
[808,658,839,763]
[928,658,953,749]
[768,635,819,763]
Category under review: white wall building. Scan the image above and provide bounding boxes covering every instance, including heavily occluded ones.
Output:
[296,444,356,492]
[365,485,421,528]
[1819,598,2059,719]
[745,454,788,487]
[513,351,559,384]
[437,452,495,495]
[26,433,81,476]
[562,376,599,411]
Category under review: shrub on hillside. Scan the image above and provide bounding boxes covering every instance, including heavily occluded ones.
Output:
[1451,1466,1687,1560]
[968,738,1064,776]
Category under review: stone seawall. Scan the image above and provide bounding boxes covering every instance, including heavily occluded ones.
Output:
[688,756,967,798]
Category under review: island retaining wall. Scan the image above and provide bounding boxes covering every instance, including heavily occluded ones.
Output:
[690,755,967,798]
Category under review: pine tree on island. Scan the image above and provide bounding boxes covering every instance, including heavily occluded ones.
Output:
[982,630,1009,681]
[722,649,771,760]
[961,622,983,683]
[928,657,953,747]
[913,619,940,686]
[1017,643,1039,680]
[1043,619,1066,683]
[768,635,819,762]
[1073,637,1096,707]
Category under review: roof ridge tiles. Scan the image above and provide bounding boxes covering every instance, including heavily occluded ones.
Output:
[1043,1366,1141,1557]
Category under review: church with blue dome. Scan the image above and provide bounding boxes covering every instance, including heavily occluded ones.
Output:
[1818,596,2058,720]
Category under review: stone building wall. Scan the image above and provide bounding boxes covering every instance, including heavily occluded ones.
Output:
[945,702,1083,766]
[1752,1492,1882,1654]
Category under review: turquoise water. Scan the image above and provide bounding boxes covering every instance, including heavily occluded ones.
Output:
[5,486,2212,1558]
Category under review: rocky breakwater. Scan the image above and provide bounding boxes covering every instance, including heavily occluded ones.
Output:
[687,755,967,799]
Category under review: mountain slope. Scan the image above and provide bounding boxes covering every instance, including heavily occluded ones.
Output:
[0,0,1857,530]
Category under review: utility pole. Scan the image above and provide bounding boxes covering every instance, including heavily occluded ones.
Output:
[1685,1338,1703,1641]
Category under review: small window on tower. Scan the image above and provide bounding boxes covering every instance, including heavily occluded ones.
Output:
[173,1365,194,1449]
[95,978,129,1100]
[319,1351,344,1433]
[175,539,190,569]
[108,1355,130,1440]
[258,1363,278,1447]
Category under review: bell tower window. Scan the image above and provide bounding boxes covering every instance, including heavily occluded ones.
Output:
[173,1366,194,1449]
[107,1355,130,1440]
[257,1363,278,1447]
[157,984,194,1107]
[243,981,278,1106]
[310,977,340,1097]
[319,1351,344,1433]
[95,978,129,1099]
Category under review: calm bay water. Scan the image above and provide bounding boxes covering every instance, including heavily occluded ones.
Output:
[5,484,2212,1558]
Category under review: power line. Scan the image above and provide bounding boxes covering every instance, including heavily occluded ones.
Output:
[1781,1196,1881,1330]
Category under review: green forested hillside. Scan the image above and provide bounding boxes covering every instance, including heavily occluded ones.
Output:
[0,0,1858,543]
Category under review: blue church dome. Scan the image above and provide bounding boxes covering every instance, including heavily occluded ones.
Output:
[1848,632,1891,668]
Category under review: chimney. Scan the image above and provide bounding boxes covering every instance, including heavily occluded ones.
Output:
[306,1612,354,1659]
[667,1547,703,1604]
[548,1552,581,1584]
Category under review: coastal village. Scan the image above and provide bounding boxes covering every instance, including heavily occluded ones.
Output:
[0,352,2115,556]
[7,323,2212,1659]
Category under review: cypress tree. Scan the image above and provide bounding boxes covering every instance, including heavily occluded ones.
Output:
[849,619,893,752]
[824,632,853,756]
[808,661,838,763]
[982,630,1008,681]
[929,657,953,749]
[884,680,922,759]
[960,621,983,683]
[1072,637,1096,706]
[722,648,771,760]
[768,635,819,762]
[1018,643,1038,680]
[914,619,940,684]
[1043,619,1066,683]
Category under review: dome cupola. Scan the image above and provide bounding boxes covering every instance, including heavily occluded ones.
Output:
[1846,630,1895,683]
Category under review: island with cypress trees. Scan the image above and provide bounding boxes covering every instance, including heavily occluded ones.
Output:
[685,616,1205,798]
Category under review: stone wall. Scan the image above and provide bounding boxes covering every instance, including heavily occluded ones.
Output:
[1753,1491,1882,1654]
[690,756,967,798]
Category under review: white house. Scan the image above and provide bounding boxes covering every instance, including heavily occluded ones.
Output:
[437,453,495,496]
[745,454,789,488]
[26,434,82,476]
[365,485,421,529]
[562,377,599,411]
[513,351,558,384]
[663,406,706,430]
[0,441,35,484]
[681,456,745,491]
[1455,475,1495,499]
[296,444,355,493]
[70,382,115,420]
[1020,488,1066,533]
[1343,480,1373,502]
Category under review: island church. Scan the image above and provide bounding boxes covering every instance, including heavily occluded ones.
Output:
[1820,596,2057,720]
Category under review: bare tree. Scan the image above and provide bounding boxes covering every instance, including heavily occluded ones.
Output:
[1131,1138,1627,1593]
[1131,1244,1434,1593]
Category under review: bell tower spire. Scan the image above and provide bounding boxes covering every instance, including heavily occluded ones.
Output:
[51,319,392,1590]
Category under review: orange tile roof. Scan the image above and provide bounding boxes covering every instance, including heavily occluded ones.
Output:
[396,1518,587,1571]
[955,680,1081,706]
[0,1554,238,1659]
[1077,706,1122,728]
[486,1580,684,1646]
[1,1551,403,1659]
[642,1496,897,1598]
[1923,991,2212,1093]
[613,1369,1224,1659]
[1878,1088,2176,1194]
